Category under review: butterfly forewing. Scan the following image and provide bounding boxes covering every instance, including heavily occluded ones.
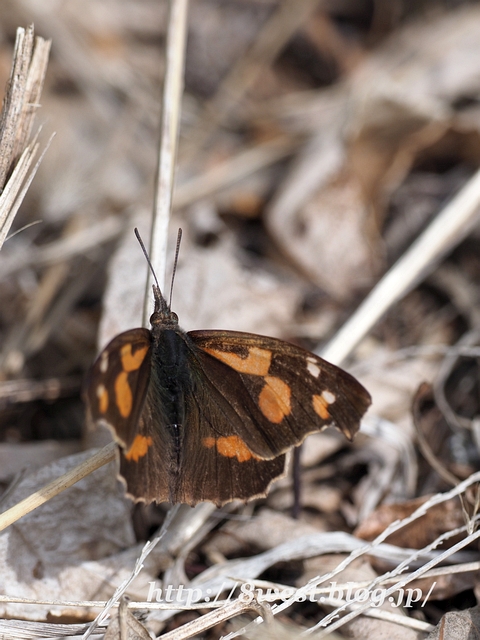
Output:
[85,329,152,449]
[188,330,371,458]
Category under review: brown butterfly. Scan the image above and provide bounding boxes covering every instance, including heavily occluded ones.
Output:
[85,231,371,506]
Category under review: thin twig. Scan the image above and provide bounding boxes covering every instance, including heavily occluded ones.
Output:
[0,26,51,250]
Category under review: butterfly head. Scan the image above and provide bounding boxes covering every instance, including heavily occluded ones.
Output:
[150,284,179,329]
[134,227,182,330]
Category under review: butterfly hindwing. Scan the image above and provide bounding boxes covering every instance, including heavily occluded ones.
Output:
[118,387,286,506]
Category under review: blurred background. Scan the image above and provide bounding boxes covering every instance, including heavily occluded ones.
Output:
[1,0,480,563]
[3,1,480,633]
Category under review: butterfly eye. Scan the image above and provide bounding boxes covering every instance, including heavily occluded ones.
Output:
[170,312,179,323]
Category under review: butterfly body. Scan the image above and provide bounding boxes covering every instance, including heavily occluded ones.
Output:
[86,285,371,506]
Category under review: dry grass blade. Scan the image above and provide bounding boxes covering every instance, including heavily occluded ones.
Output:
[0,443,116,532]
[0,620,104,639]
[0,25,51,250]
[159,599,273,640]
[320,167,480,366]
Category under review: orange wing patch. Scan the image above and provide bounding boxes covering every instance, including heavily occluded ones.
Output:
[120,343,149,372]
[204,346,271,376]
[125,434,153,461]
[115,371,133,418]
[313,393,331,420]
[203,435,259,462]
[258,375,291,424]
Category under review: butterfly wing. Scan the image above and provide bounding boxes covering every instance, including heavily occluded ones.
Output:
[85,329,152,450]
[86,326,370,507]
[187,330,371,459]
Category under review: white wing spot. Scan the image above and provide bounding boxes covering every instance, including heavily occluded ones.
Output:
[96,383,106,398]
[307,358,321,378]
[322,390,336,405]
[99,352,109,373]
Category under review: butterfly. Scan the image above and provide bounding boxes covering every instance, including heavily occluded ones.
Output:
[85,231,371,506]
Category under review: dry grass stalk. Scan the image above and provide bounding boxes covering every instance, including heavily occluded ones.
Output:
[159,598,273,640]
[0,25,51,250]
[145,0,189,323]
[0,442,116,532]
[320,167,480,366]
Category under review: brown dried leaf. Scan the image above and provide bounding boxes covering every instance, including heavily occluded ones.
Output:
[355,495,464,549]
[104,598,151,640]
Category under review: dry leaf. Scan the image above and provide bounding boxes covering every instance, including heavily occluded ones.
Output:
[0,449,134,620]
[355,495,464,549]
[425,604,480,640]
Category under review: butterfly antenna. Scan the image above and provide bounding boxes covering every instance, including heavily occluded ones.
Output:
[134,227,161,293]
[169,228,182,308]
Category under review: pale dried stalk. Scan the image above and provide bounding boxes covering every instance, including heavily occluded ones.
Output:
[320,167,480,366]
[0,138,40,249]
[159,598,273,640]
[145,0,189,324]
[0,26,51,250]
[0,443,116,532]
